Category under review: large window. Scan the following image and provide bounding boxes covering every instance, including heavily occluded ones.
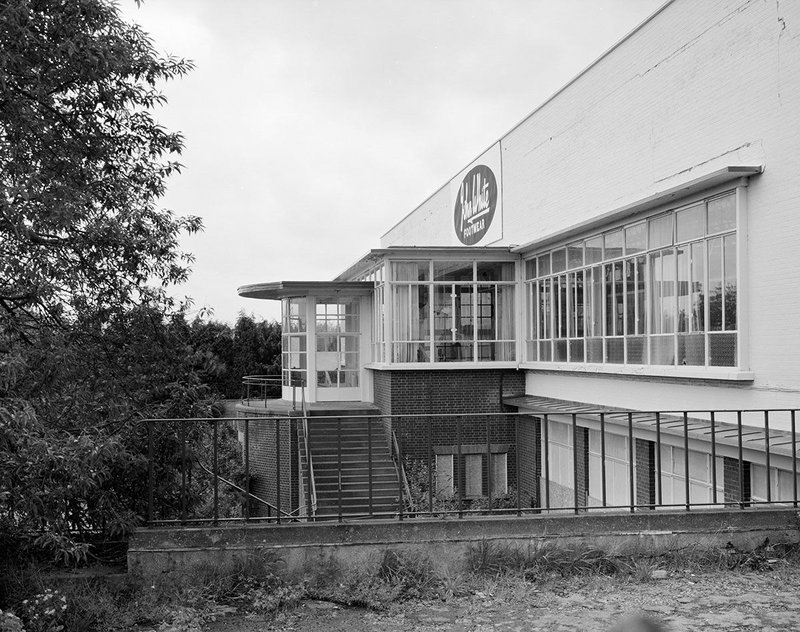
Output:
[281,298,307,386]
[525,191,738,368]
[390,259,515,363]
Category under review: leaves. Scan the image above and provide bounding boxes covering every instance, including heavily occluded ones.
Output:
[0,0,200,340]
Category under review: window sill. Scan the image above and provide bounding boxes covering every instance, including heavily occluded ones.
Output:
[364,361,520,371]
[518,361,754,382]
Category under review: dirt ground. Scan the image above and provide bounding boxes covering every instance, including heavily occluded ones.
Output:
[202,563,800,631]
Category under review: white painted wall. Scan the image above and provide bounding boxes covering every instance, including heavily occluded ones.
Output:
[380,0,800,410]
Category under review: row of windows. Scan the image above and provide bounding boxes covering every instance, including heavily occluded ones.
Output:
[525,192,739,367]
[526,193,736,278]
[389,260,516,363]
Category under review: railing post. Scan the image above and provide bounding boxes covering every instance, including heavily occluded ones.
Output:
[337,416,343,522]
[572,413,579,514]
[543,414,550,512]
[213,419,219,524]
[737,411,744,509]
[764,411,771,504]
[683,412,690,512]
[427,415,433,516]
[457,416,463,519]
[655,412,662,508]
[305,415,313,521]
[147,421,154,525]
[628,412,635,513]
[180,419,187,524]
[487,415,493,514]
[710,412,717,506]
[792,410,798,509]
[600,413,607,509]
[276,417,282,524]
[515,415,521,517]
[397,416,404,521]
[368,416,374,516]
[244,418,250,522]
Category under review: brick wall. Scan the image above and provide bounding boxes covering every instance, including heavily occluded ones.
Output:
[575,427,589,510]
[517,416,541,508]
[373,369,525,493]
[723,456,751,506]
[635,438,656,509]
[241,414,298,517]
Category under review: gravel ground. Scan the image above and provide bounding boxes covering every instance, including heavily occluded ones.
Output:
[203,564,800,632]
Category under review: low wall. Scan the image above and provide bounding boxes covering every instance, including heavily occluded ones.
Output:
[129,509,800,580]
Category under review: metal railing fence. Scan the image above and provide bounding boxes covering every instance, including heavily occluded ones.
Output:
[144,407,800,526]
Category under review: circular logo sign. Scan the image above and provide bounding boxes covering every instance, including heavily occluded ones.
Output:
[453,164,497,245]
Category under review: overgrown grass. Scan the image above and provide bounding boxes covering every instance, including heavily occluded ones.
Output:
[467,538,800,584]
[3,540,799,631]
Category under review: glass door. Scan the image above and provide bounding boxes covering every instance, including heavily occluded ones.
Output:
[315,297,361,401]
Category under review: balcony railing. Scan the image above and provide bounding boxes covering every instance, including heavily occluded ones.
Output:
[143,407,800,526]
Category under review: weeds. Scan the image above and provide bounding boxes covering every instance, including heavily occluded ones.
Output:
[3,539,798,630]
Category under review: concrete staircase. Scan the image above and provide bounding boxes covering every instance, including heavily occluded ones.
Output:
[303,410,401,517]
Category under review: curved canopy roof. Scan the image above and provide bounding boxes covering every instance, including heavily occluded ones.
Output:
[237,281,374,301]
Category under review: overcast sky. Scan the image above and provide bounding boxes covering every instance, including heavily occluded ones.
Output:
[122,0,666,324]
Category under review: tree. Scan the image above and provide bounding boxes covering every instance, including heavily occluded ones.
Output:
[0,0,201,342]
[0,0,208,564]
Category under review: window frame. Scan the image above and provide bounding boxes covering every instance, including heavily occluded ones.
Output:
[523,186,749,378]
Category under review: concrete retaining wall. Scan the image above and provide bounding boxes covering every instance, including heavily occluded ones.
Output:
[129,509,800,580]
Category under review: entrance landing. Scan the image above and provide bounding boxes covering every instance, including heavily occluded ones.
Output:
[236,399,379,417]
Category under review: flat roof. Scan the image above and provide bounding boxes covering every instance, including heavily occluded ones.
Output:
[335,245,515,281]
[237,281,375,301]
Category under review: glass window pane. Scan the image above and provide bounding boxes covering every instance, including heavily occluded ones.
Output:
[677,246,690,333]
[724,234,737,330]
[604,230,623,259]
[678,333,705,366]
[625,260,636,335]
[477,261,514,281]
[606,338,624,364]
[587,338,603,363]
[556,275,568,338]
[434,285,453,340]
[709,332,736,366]
[538,254,551,276]
[567,243,584,269]
[625,223,646,255]
[649,214,673,249]
[394,261,427,282]
[708,237,723,331]
[708,194,736,234]
[650,335,674,366]
[568,339,584,362]
[677,204,705,242]
[433,261,473,282]
[626,336,646,364]
[525,259,537,279]
[552,249,567,273]
[585,236,603,264]
[414,285,430,340]
[590,266,603,337]
[497,285,515,340]
[690,242,705,332]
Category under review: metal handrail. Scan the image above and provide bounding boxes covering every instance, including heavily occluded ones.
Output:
[145,407,800,526]
[241,375,306,410]
[194,456,293,518]
[391,429,413,511]
[241,375,281,406]
[302,415,318,518]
